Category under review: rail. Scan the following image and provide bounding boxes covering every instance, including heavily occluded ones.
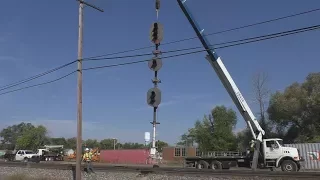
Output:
[0,161,319,178]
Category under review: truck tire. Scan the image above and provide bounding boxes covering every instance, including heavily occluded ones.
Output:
[281,160,298,172]
[23,158,28,163]
[197,160,209,169]
[210,160,222,170]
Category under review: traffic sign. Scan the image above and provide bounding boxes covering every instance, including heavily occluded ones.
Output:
[147,87,161,107]
[149,22,163,44]
[148,57,162,71]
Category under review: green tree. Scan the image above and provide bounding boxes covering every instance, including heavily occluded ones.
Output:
[267,72,320,143]
[148,140,169,152]
[0,123,35,149]
[210,106,238,151]
[236,129,252,151]
[176,131,196,146]
[16,125,48,150]
[155,140,168,152]
[49,137,67,146]
[84,139,100,148]
[121,142,145,149]
[179,105,238,152]
[65,137,77,149]
[99,139,117,149]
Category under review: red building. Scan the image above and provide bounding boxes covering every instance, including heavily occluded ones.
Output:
[162,146,199,163]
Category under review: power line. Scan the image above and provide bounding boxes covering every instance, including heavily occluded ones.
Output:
[214,24,320,49]
[83,7,320,60]
[83,53,153,61]
[0,71,76,96]
[1,8,317,91]
[83,24,320,71]
[0,60,77,92]
[1,24,319,96]
[0,23,318,94]
[204,8,320,37]
[83,24,320,61]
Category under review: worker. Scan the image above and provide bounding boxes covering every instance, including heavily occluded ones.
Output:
[249,140,255,152]
[82,148,94,173]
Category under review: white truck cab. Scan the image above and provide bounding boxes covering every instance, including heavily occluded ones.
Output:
[262,138,301,171]
[15,150,40,162]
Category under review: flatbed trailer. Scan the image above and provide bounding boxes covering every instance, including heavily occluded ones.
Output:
[185,151,259,170]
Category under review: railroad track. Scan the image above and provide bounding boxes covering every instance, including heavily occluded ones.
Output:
[0,162,319,179]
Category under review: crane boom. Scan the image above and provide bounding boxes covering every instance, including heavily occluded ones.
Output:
[177,0,265,170]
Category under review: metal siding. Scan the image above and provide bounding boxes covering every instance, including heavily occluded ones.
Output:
[100,149,150,164]
[284,143,320,169]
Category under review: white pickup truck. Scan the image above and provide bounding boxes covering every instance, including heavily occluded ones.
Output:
[4,150,40,163]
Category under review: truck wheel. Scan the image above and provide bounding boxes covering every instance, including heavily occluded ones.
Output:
[281,160,298,172]
[23,158,28,163]
[197,160,209,169]
[210,160,222,170]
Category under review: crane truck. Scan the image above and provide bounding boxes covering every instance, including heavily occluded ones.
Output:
[177,0,303,172]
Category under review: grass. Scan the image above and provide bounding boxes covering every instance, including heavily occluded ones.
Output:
[4,174,60,180]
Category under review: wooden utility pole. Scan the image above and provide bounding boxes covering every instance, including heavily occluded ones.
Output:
[76,1,103,180]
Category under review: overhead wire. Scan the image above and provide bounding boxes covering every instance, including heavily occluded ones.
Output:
[0,23,319,96]
[0,71,76,96]
[83,7,320,60]
[83,24,320,62]
[0,8,319,95]
[0,7,318,91]
[0,60,77,92]
[83,24,320,70]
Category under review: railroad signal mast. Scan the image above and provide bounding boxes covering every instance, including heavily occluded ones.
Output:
[147,0,163,159]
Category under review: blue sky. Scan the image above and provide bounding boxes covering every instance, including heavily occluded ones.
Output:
[0,0,319,145]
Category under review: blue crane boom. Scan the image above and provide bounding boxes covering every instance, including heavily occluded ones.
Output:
[177,0,265,170]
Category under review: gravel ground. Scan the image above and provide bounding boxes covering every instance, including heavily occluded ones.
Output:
[0,167,308,180]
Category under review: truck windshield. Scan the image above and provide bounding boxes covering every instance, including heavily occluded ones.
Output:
[277,140,284,146]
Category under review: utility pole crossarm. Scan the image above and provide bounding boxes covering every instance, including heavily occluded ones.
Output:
[77,0,104,12]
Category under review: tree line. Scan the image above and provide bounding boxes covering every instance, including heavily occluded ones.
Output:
[177,72,320,152]
[0,122,169,151]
